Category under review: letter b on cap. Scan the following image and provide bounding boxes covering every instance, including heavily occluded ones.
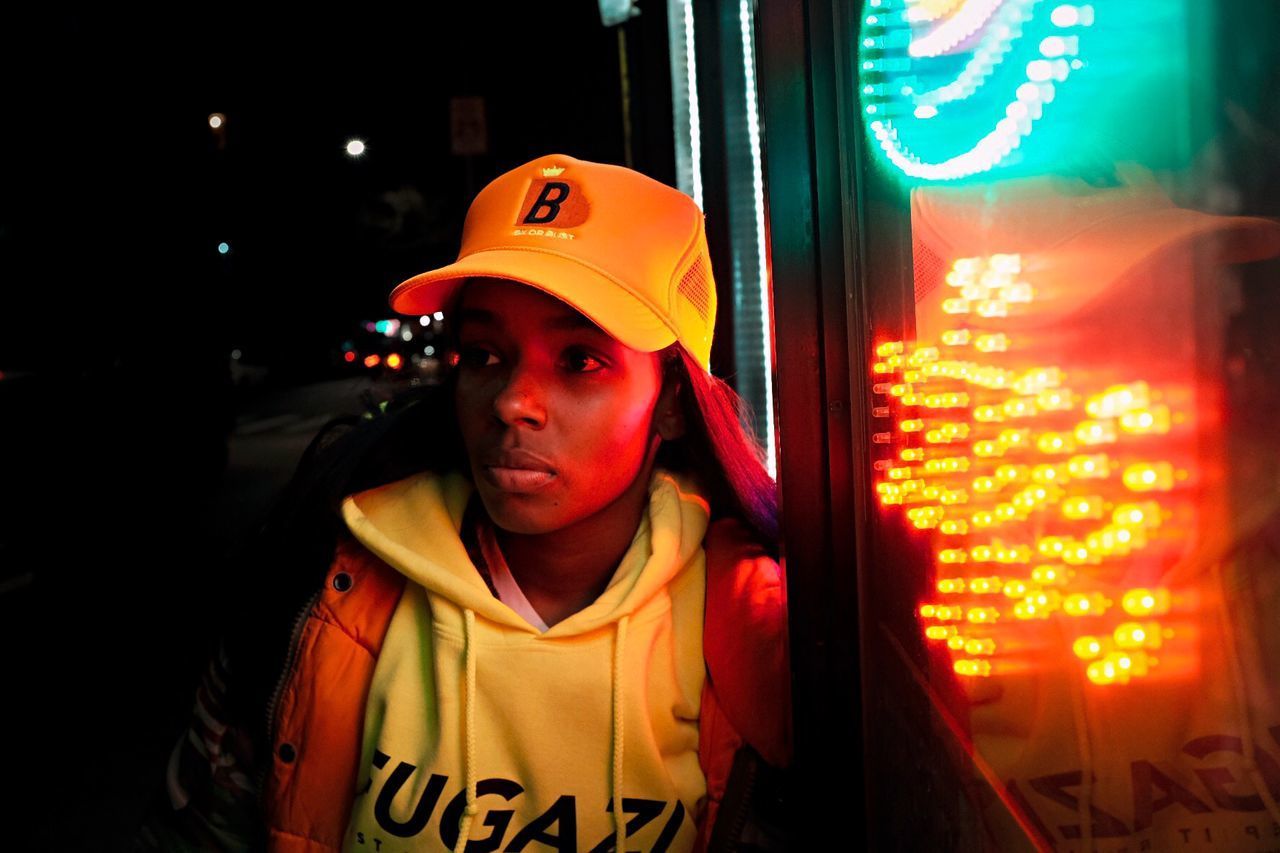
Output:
[517,178,590,228]
[523,182,569,224]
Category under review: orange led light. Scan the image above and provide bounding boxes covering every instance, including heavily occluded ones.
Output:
[1114,621,1163,650]
[1073,636,1105,660]
[876,341,905,357]
[967,507,998,527]
[972,477,1001,494]
[936,577,966,593]
[1087,658,1120,685]
[1013,367,1064,395]
[1000,282,1034,303]
[1067,454,1110,479]
[1113,502,1161,528]
[1122,462,1176,492]
[964,638,997,656]
[924,393,970,408]
[1037,536,1067,557]
[998,428,1031,448]
[1062,592,1111,617]
[1062,496,1104,520]
[1036,389,1074,411]
[995,544,1032,563]
[907,347,941,365]
[939,549,968,564]
[994,464,1029,483]
[908,506,944,529]
[1086,382,1150,419]
[1087,651,1153,686]
[939,519,970,535]
[974,333,1010,353]
[1061,543,1099,566]
[925,625,957,640]
[993,504,1019,522]
[1074,420,1118,446]
[1122,588,1171,617]
[1119,406,1171,435]
[1002,579,1028,598]
[973,440,1006,458]
[1003,398,1038,418]
[901,419,925,432]
[976,299,1008,318]
[1037,432,1076,454]
[954,659,992,677]
[924,456,970,474]
[1086,525,1147,557]
[967,607,1000,624]
[947,635,968,650]
[1030,564,1071,585]
[1031,464,1064,484]
[969,576,1003,594]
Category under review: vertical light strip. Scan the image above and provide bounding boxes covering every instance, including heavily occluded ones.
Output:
[683,0,704,210]
[739,0,776,478]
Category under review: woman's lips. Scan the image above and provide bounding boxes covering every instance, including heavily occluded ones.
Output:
[483,466,557,494]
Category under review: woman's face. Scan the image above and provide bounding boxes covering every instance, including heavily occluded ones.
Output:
[452,278,679,535]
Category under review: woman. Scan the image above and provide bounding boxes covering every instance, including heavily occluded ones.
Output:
[136,154,789,852]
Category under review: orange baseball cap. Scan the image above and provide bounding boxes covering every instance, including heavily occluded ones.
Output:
[389,153,718,371]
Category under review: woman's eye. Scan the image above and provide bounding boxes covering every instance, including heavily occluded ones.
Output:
[458,346,498,368]
[563,348,605,373]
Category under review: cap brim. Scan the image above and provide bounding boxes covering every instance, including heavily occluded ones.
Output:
[389,248,678,354]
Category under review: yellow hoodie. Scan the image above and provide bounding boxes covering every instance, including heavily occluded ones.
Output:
[338,465,711,853]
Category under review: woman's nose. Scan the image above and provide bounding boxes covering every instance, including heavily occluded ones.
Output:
[492,364,546,428]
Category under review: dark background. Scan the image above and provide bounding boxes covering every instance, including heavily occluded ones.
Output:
[0,4,676,846]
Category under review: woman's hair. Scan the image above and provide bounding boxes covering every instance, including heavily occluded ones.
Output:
[260,294,779,563]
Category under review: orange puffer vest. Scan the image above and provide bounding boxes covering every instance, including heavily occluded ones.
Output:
[260,515,790,853]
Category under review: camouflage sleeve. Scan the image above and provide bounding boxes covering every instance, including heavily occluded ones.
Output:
[129,639,266,852]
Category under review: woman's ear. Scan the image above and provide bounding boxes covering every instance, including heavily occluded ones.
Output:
[655,376,686,441]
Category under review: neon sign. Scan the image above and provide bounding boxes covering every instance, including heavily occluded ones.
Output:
[870,252,1197,686]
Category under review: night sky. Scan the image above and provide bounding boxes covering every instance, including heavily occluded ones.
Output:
[1,3,674,378]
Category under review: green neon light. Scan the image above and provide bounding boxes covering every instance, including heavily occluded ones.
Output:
[858,0,1193,184]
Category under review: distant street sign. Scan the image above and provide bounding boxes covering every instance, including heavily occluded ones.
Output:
[450,96,488,156]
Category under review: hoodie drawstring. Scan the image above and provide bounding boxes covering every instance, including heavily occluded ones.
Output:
[612,614,630,853]
[453,607,479,853]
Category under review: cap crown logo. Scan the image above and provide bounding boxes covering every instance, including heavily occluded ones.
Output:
[517,178,591,228]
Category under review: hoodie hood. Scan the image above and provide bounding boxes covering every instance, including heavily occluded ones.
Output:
[340,465,711,636]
